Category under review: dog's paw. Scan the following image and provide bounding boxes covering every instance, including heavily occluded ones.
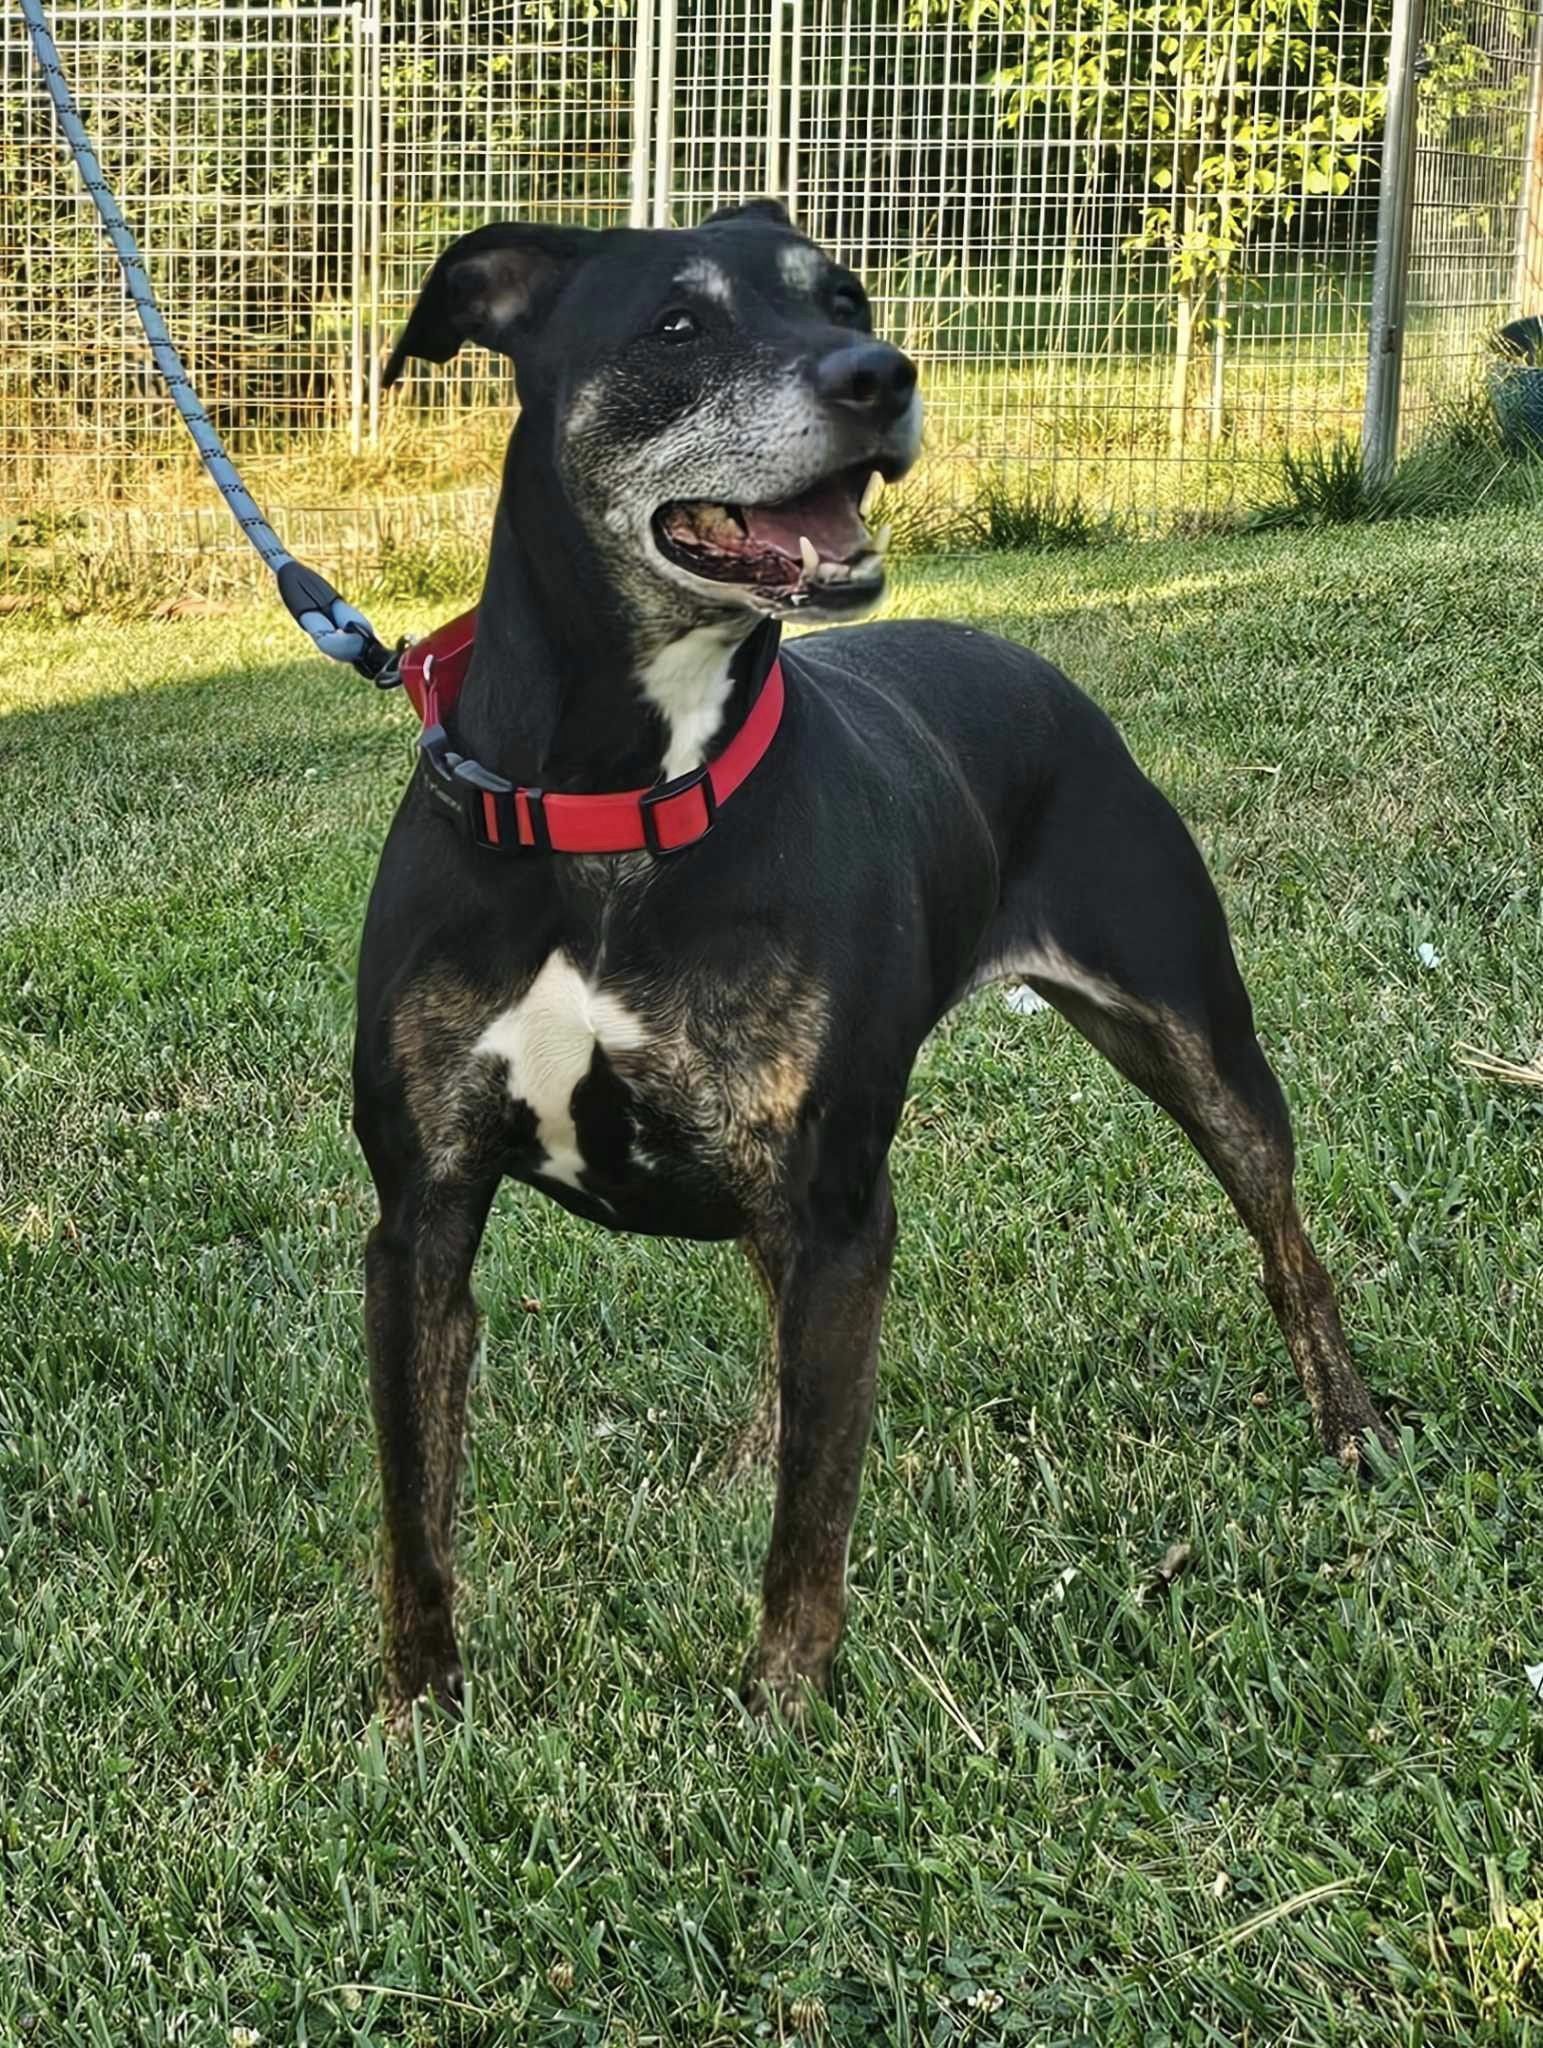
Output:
[740,1672,816,1728]
[1326,1409,1399,1479]
[383,1661,464,1738]
[382,1603,465,1733]
[739,1646,831,1728]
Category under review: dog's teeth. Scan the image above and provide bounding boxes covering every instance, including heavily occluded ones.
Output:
[860,470,884,520]
[798,535,820,576]
[874,522,894,555]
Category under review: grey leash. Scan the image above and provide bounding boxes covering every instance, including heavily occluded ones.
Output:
[19,0,398,682]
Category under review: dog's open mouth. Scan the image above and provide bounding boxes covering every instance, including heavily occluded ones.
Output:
[652,466,891,606]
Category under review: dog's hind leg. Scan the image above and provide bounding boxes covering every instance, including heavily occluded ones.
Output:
[742,1165,895,1719]
[1040,982,1391,1464]
[992,768,1391,1465]
[357,1110,497,1719]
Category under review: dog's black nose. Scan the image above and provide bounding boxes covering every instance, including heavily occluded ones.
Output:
[814,342,918,426]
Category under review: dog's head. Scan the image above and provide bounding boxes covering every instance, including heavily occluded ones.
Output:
[385,202,921,630]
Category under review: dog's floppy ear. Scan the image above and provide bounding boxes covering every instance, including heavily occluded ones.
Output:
[383,223,597,387]
[701,197,793,231]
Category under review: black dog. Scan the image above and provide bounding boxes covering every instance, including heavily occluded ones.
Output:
[353,200,1390,1723]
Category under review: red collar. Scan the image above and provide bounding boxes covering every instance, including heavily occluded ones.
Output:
[400,609,785,856]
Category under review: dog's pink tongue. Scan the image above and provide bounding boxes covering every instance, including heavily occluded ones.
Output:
[744,481,867,563]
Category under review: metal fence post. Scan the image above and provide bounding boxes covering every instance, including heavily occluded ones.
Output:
[1513,3,1543,315]
[767,0,785,203]
[363,0,381,450]
[629,0,655,229]
[650,0,677,227]
[349,1,365,457]
[1362,0,1424,487]
[786,0,803,224]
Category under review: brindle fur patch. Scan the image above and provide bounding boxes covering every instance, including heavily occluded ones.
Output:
[392,972,515,1182]
[743,1175,894,1717]
[1139,1010,1390,1458]
[392,955,827,1210]
[608,963,827,1203]
[365,1179,491,1715]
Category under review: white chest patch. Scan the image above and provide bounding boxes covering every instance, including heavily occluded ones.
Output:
[473,953,648,1189]
[637,625,743,780]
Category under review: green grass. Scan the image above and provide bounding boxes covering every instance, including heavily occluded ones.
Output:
[3,513,1543,2045]
[1248,402,1543,533]
[1253,438,1380,528]
[957,470,1111,553]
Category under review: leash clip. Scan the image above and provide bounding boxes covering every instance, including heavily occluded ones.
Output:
[375,634,413,691]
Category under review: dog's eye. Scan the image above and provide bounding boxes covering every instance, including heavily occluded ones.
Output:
[829,287,867,327]
[657,308,700,343]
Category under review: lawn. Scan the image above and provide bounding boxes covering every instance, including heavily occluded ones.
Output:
[2,510,1542,2045]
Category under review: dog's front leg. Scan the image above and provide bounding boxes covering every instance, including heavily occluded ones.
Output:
[361,1167,496,1723]
[743,1168,895,1722]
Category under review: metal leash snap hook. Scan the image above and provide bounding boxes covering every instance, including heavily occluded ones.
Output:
[376,633,414,690]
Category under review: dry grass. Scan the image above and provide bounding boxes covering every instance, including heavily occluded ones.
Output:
[1455,1042,1543,1088]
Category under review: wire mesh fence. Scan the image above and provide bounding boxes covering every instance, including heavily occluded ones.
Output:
[1402,0,1543,438]
[3,4,362,495]
[744,0,1394,531]
[370,0,638,435]
[4,0,1541,602]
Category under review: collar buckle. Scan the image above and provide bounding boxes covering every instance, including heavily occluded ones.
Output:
[419,725,517,850]
[514,787,551,851]
[640,763,717,856]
